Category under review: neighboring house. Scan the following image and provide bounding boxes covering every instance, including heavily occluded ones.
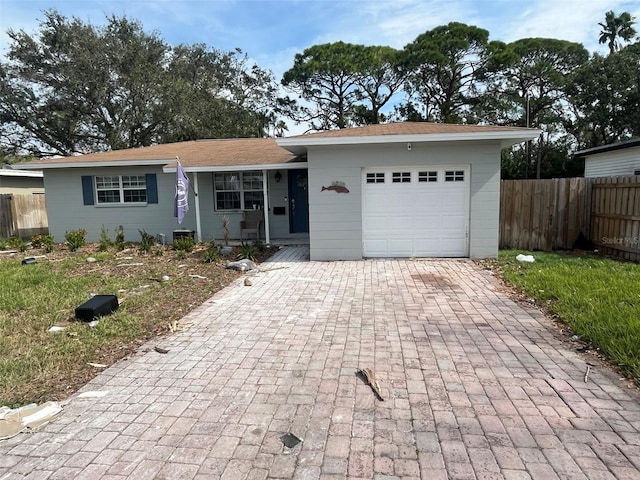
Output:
[0,168,44,194]
[15,122,538,260]
[576,139,640,178]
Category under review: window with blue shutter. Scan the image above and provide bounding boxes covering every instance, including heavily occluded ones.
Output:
[83,174,157,205]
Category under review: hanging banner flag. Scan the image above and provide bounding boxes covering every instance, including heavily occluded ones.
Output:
[174,160,189,224]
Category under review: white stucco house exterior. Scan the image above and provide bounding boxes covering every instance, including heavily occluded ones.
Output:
[576,139,640,178]
[16,122,539,260]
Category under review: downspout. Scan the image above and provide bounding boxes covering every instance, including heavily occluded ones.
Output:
[262,169,270,244]
[194,172,202,242]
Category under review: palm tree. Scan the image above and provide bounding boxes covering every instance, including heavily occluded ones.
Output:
[599,10,637,54]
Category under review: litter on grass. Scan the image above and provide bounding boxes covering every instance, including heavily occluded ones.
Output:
[516,254,535,263]
[48,325,67,333]
[0,402,62,440]
[226,259,256,271]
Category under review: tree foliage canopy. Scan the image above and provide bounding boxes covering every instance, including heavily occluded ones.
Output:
[0,10,278,156]
[1,8,639,179]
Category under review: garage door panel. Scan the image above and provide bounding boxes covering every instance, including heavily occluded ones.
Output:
[388,215,414,231]
[363,166,469,257]
[363,238,388,256]
[389,238,414,255]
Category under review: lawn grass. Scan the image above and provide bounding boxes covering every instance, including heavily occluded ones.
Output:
[0,245,246,407]
[493,250,640,382]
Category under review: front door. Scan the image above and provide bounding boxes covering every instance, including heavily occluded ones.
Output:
[288,169,309,233]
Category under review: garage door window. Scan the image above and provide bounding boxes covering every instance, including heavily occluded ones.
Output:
[445,170,465,182]
[418,171,438,182]
[366,172,385,184]
[392,172,411,183]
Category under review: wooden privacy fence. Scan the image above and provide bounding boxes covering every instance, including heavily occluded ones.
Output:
[500,177,589,251]
[590,175,640,262]
[0,194,49,239]
[500,175,640,262]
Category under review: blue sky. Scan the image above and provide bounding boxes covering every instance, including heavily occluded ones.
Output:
[2,0,639,81]
[1,0,639,135]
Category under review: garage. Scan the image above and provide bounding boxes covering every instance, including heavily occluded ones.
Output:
[362,166,470,257]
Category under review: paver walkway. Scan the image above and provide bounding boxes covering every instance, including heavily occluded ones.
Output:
[1,247,640,480]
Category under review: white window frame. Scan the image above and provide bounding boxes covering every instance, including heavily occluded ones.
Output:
[214,171,264,211]
[95,175,147,205]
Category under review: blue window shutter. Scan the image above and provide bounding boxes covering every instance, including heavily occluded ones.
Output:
[146,174,158,204]
[81,176,94,205]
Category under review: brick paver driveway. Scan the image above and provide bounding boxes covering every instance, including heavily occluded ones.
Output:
[1,247,640,480]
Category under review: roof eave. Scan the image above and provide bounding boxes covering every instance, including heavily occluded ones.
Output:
[12,159,176,170]
[575,139,640,158]
[0,169,44,177]
[277,130,542,154]
[162,162,309,173]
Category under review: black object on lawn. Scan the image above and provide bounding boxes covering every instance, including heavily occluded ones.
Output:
[75,295,119,322]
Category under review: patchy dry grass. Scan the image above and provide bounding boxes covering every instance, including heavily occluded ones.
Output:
[0,242,274,407]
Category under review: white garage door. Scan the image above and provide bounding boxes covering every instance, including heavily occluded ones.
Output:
[362,166,469,257]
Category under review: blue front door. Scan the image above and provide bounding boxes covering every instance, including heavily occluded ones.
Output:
[288,169,309,233]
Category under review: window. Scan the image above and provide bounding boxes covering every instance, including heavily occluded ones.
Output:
[366,172,385,184]
[214,171,263,211]
[418,171,438,182]
[95,175,147,204]
[392,171,411,183]
[445,170,465,182]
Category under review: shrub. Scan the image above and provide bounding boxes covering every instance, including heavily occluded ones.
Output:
[203,247,220,263]
[114,225,125,251]
[65,229,86,252]
[176,249,187,260]
[9,236,28,252]
[99,225,112,252]
[0,238,8,250]
[237,242,258,261]
[138,230,156,253]
[30,234,43,248]
[40,235,55,253]
[173,236,195,253]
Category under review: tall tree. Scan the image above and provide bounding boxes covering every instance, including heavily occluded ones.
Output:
[599,10,637,54]
[566,44,640,148]
[350,45,406,125]
[402,22,495,123]
[476,38,588,128]
[0,10,279,157]
[280,41,361,130]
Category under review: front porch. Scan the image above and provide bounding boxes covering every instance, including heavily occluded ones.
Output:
[165,165,310,245]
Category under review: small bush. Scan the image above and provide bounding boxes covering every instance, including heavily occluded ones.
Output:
[173,236,195,253]
[152,246,164,256]
[30,234,43,248]
[114,225,125,251]
[138,230,156,253]
[203,248,220,263]
[99,226,112,252]
[0,238,8,250]
[176,249,188,260]
[65,229,86,252]
[237,242,258,261]
[41,235,55,253]
[9,236,28,252]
